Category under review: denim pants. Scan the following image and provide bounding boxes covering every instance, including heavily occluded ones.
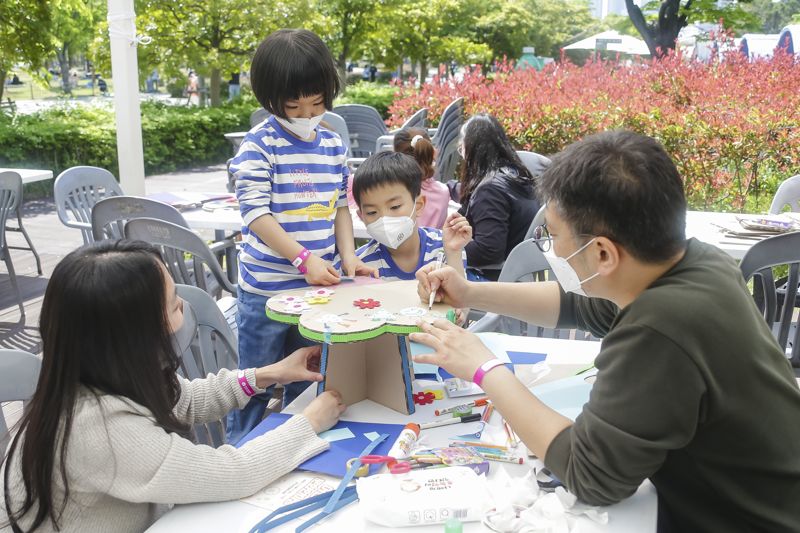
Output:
[225,289,315,444]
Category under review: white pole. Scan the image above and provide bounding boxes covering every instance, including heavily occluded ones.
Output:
[107,0,145,195]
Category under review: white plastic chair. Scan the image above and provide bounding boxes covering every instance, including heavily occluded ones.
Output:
[769,174,800,214]
[54,166,123,244]
[0,348,41,449]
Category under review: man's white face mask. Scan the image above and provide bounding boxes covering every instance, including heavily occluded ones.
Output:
[543,237,599,296]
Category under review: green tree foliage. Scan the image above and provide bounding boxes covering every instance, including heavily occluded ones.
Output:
[51,0,102,95]
[626,0,760,58]
[745,0,800,33]
[0,0,51,101]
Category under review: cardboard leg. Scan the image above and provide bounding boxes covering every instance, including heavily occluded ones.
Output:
[322,343,368,406]
[365,334,414,414]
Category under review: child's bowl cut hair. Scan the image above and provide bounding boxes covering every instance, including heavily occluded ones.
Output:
[353,152,423,206]
[250,29,341,119]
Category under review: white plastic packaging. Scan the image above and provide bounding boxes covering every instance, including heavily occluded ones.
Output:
[356,466,490,527]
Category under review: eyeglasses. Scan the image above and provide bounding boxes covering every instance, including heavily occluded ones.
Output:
[532,224,552,252]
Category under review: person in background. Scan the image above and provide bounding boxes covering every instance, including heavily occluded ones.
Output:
[0,240,344,533]
[228,71,241,100]
[457,113,541,281]
[394,127,450,229]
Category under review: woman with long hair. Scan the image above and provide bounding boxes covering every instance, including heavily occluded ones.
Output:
[458,114,542,281]
[1,240,345,532]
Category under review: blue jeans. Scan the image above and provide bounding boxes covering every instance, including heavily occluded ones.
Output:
[226,289,315,444]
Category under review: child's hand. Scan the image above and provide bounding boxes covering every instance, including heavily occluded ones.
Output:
[341,255,379,278]
[304,254,341,286]
[266,345,323,385]
[443,212,472,253]
[303,390,346,433]
[455,308,469,327]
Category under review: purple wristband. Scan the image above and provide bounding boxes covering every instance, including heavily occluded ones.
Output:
[472,359,506,387]
[238,370,256,397]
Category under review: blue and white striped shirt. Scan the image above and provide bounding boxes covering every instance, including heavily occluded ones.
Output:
[232,116,349,296]
[348,227,466,281]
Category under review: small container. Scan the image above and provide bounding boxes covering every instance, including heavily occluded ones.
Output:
[387,423,420,459]
[444,517,463,533]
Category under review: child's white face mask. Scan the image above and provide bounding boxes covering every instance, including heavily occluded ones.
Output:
[366,202,417,249]
[275,113,324,140]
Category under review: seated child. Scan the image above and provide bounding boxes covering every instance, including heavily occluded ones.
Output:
[345,152,472,321]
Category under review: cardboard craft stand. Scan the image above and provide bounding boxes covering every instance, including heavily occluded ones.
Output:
[266,278,453,414]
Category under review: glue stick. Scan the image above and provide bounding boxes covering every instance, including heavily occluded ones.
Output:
[387,423,420,459]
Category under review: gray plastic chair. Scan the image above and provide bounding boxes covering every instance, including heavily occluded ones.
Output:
[54,166,123,244]
[0,172,34,317]
[524,204,548,241]
[740,231,800,368]
[250,108,271,128]
[517,151,551,179]
[124,218,238,299]
[374,108,429,153]
[0,349,41,449]
[175,284,238,447]
[332,104,389,158]
[431,98,464,183]
[468,238,593,340]
[0,171,41,276]
[322,111,351,155]
[91,195,189,241]
[769,174,800,214]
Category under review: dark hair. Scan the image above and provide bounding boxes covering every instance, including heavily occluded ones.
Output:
[250,29,341,119]
[352,152,423,206]
[459,114,534,204]
[394,128,434,180]
[537,130,687,263]
[2,240,187,532]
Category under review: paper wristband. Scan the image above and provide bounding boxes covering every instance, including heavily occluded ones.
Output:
[238,370,256,397]
[473,359,506,387]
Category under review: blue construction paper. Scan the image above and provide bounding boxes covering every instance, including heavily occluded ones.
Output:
[236,414,405,478]
[530,374,593,421]
[506,351,546,365]
[319,427,355,442]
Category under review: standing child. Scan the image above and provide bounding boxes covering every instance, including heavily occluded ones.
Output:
[228,29,374,444]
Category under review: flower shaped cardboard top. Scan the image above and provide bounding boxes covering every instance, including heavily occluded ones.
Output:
[265,278,454,343]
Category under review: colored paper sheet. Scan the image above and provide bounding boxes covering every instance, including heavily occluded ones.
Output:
[236,414,404,478]
[529,374,593,421]
[506,351,547,365]
[319,427,355,442]
[364,431,381,441]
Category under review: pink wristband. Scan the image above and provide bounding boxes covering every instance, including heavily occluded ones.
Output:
[292,248,311,274]
[237,370,256,397]
[472,359,506,387]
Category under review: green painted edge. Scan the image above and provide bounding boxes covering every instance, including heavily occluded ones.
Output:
[265,307,452,343]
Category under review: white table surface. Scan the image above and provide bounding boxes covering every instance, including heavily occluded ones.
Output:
[0,167,53,185]
[147,336,657,533]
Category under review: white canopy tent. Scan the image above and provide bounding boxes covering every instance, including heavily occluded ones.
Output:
[107,0,145,195]
[740,34,780,59]
[563,30,650,56]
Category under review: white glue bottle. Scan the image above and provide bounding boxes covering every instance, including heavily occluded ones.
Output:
[387,423,420,459]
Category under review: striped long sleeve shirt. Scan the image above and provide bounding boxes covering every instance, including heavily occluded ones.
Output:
[232,116,349,296]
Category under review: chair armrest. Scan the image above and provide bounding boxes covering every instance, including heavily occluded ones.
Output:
[467,312,501,333]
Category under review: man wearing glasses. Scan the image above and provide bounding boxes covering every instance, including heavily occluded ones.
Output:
[411,130,800,532]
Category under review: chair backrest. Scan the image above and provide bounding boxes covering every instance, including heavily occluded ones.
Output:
[175,284,238,447]
[769,174,800,214]
[332,104,389,158]
[322,111,351,154]
[54,166,124,244]
[516,151,551,179]
[524,203,547,241]
[468,238,592,340]
[250,108,270,128]
[401,108,428,130]
[124,218,237,298]
[0,349,41,448]
[0,171,22,250]
[91,195,188,241]
[739,231,800,365]
[432,99,464,183]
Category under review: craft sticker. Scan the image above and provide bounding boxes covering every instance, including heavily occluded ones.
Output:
[400,306,427,317]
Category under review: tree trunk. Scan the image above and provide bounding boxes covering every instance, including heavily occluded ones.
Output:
[0,71,5,103]
[419,60,428,86]
[337,46,348,94]
[57,44,72,94]
[210,67,221,107]
[626,0,689,58]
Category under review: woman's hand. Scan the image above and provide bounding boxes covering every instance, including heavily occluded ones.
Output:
[304,254,341,286]
[416,263,472,309]
[302,390,346,433]
[409,319,495,382]
[341,254,379,278]
[443,212,472,254]
[256,345,323,387]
